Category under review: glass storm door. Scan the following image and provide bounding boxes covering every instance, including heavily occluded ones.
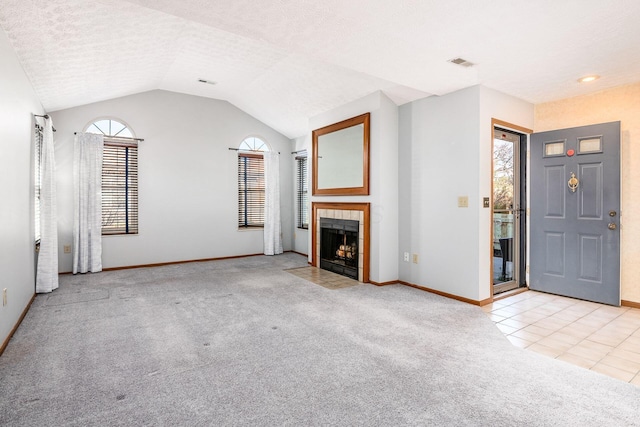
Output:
[493,128,521,293]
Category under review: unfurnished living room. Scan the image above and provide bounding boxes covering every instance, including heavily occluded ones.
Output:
[2,1,640,425]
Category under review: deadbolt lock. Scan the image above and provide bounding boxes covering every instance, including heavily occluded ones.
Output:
[609,211,617,217]
[608,223,617,230]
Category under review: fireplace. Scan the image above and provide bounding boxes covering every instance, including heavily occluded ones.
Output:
[319,217,359,279]
[312,202,369,283]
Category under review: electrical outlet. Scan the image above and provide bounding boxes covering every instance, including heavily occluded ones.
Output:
[63,245,71,254]
[458,196,469,208]
[483,197,490,208]
[412,254,419,264]
[403,252,410,262]
[2,288,6,306]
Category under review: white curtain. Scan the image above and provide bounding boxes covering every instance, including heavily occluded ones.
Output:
[36,117,59,293]
[73,133,103,274]
[263,151,283,255]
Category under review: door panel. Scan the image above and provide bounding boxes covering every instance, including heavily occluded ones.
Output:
[578,163,602,219]
[544,232,564,276]
[545,165,565,217]
[530,122,620,306]
[578,234,601,282]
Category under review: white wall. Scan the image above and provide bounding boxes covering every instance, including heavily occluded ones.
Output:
[376,94,399,282]
[398,86,482,300]
[309,91,399,283]
[0,28,44,344]
[398,85,533,302]
[50,90,294,272]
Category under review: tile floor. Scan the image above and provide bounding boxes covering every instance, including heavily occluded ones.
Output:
[484,290,640,385]
[286,266,361,290]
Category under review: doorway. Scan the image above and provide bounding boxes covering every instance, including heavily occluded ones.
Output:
[492,125,527,295]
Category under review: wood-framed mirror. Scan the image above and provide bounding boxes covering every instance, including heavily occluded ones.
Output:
[312,112,370,196]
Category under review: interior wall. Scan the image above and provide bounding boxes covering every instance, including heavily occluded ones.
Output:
[0,28,44,344]
[534,82,640,304]
[398,86,482,300]
[50,90,293,272]
[308,91,399,283]
[376,94,400,282]
[398,85,533,302]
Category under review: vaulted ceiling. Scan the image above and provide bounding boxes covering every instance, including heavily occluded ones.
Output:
[1,0,639,138]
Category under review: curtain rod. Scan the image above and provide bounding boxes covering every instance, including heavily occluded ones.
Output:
[228,147,280,154]
[74,132,144,142]
[291,149,307,155]
[33,114,56,132]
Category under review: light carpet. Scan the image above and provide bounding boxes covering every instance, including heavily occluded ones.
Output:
[1,253,639,426]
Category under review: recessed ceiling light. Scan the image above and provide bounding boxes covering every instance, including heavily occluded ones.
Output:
[578,75,599,83]
[198,79,217,86]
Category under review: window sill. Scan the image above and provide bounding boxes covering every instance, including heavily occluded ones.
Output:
[237,227,263,232]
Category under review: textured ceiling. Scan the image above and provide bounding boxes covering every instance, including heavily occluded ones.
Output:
[1,0,639,138]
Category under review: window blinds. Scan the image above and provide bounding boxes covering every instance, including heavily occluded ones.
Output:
[296,156,308,229]
[102,141,138,234]
[34,126,43,243]
[238,153,265,227]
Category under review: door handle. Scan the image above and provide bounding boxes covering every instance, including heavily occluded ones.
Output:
[608,223,617,230]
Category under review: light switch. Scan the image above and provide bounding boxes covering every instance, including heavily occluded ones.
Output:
[483,197,490,208]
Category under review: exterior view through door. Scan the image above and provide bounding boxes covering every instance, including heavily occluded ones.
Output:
[530,122,621,306]
[493,127,527,295]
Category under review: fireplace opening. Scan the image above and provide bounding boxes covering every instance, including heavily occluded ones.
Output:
[320,217,359,280]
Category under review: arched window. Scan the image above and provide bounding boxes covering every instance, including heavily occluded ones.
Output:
[237,137,269,228]
[85,118,138,235]
[86,118,134,138]
[238,136,270,152]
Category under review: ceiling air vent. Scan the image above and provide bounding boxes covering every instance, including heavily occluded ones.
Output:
[448,57,475,67]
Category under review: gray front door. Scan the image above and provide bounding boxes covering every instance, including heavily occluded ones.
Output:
[530,122,620,305]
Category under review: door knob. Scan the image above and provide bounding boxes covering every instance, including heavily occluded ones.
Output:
[608,223,617,230]
[609,211,617,217]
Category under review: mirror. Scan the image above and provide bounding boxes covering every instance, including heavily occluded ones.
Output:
[312,113,370,196]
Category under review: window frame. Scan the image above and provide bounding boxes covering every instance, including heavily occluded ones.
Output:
[101,140,139,235]
[237,136,270,229]
[84,118,139,236]
[296,155,309,229]
[34,124,43,244]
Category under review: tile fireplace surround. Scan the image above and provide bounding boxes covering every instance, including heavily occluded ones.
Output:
[312,202,370,283]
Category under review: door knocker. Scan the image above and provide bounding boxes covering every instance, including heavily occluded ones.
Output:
[568,172,579,193]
